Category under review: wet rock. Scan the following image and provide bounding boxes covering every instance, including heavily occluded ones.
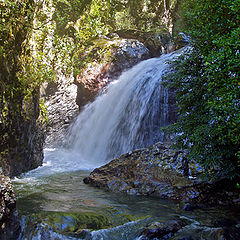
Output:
[173,222,224,240]
[84,142,197,200]
[0,174,20,239]
[84,142,240,206]
[140,218,189,239]
[183,203,197,212]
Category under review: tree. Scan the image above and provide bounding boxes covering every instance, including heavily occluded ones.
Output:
[165,0,240,178]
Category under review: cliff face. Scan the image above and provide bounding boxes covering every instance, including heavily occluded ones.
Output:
[0,90,45,177]
[41,74,79,147]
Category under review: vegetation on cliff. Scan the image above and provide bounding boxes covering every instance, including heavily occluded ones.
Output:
[165,0,240,178]
[0,0,52,175]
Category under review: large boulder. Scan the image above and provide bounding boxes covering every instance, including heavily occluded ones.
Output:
[84,142,240,206]
[0,174,20,239]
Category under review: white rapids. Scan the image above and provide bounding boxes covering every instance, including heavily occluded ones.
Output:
[66,51,181,168]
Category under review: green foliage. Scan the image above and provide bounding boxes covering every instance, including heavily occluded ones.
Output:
[165,0,240,178]
[50,0,180,79]
[38,99,49,126]
[0,0,54,172]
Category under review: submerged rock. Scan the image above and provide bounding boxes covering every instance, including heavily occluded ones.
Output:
[0,174,20,239]
[19,209,142,239]
[84,142,240,206]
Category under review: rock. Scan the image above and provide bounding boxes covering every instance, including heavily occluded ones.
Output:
[83,142,197,200]
[74,38,152,110]
[112,29,173,56]
[140,217,190,239]
[83,142,240,206]
[0,90,45,177]
[42,73,79,147]
[173,222,240,240]
[183,203,197,212]
[0,174,20,239]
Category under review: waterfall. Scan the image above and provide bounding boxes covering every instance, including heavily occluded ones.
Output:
[67,51,181,167]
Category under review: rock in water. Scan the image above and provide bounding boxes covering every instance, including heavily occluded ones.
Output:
[83,142,240,206]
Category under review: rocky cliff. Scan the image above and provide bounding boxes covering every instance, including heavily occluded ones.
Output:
[41,74,79,147]
[0,90,45,177]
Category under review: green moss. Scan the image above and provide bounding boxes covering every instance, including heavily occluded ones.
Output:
[39,211,110,233]
[29,209,141,237]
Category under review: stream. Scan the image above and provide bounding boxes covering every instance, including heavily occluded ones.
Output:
[13,149,240,240]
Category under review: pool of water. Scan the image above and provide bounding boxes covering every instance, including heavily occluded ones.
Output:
[12,149,240,240]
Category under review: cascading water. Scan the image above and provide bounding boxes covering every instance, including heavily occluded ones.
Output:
[13,48,239,240]
[67,51,180,167]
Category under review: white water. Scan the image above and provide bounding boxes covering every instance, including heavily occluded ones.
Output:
[15,50,181,180]
[66,51,182,167]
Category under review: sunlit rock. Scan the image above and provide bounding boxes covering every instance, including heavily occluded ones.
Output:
[75,38,151,109]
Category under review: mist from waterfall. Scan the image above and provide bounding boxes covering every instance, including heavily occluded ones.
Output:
[66,51,181,167]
